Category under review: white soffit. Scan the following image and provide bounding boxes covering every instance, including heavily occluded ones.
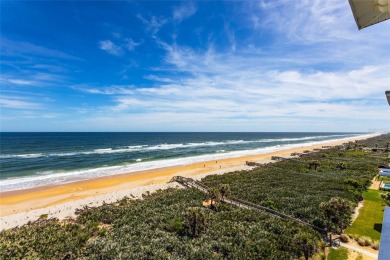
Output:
[349,0,390,29]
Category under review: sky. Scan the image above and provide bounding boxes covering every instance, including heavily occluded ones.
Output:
[1,0,389,132]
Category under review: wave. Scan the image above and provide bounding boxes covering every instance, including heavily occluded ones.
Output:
[0,133,358,160]
[0,153,44,159]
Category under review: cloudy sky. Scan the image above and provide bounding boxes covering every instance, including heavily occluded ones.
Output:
[1,0,389,132]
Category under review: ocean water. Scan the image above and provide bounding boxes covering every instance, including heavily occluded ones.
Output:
[0,132,365,192]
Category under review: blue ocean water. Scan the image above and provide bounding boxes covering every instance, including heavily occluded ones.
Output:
[0,132,365,192]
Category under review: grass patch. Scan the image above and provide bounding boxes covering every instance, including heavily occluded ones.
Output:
[380,176,390,182]
[328,247,348,260]
[346,189,386,242]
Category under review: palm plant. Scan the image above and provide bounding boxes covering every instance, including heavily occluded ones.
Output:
[336,162,347,170]
[218,183,231,199]
[293,231,318,260]
[208,187,222,208]
[381,192,390,206]
[308,160,320,170]
[320,197,354,233]
[185,207,206,238]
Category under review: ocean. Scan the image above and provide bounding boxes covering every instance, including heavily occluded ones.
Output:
[0,132,366,192]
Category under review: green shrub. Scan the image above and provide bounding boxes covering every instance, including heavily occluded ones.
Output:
[381,192,390,206]
[165,217,185,234]
[357,236,372,246]
[363,236,372,246]
[39,214,48,219]
[357,237,365,246]
[312,252,326,260]
[340,234,349,243]
[371,243,379,250]
[328,247,348,260]
[355,254,363,260]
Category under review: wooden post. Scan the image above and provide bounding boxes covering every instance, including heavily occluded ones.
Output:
[329,233,332,247]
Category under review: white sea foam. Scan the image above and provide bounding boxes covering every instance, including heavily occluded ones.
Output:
[128,145,147,149]
[0,133,376,192]
[0,153,45,159]
[94,148,112,152]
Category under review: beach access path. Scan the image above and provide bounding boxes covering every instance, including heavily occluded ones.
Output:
[340,242,378,259]
[0,134,378,230]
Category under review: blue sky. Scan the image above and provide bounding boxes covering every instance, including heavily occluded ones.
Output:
[1,0,389,132]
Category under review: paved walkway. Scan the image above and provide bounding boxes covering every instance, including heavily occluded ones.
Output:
[340,242,378,259]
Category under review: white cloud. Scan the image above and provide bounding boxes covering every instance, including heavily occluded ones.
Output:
[1,37,82,61]
[0,38,78,99]
[125,38,142,51]
[224,24,236,52]
[7,79,35,85]
[137,14,167,36]
[99,40,123,56]
[255,0,352,43]
[99,37,142,55]
[2,72,65,87]
[74,85,135,95]
[248,0,390,65]
[173,2,197,22]
[0,96,42,109]
[78,34,389,132]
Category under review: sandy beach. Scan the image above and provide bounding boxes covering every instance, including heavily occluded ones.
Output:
[0,134,377,230]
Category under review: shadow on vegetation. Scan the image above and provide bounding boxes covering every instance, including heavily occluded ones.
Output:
[374,223,382,233]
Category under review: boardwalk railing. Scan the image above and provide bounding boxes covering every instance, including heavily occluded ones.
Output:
[170,176,209,193]
[223,197,326,233]
[171,176,327,234]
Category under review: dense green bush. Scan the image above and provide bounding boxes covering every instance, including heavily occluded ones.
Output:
[0,219,98,259]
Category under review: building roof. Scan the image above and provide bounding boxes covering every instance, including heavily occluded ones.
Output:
[380,168,390,177]
[380,172,390,177]
[349,0,390,30]
[379,207,390,260]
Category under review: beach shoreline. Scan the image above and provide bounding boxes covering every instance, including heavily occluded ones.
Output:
[0,133,378,230]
